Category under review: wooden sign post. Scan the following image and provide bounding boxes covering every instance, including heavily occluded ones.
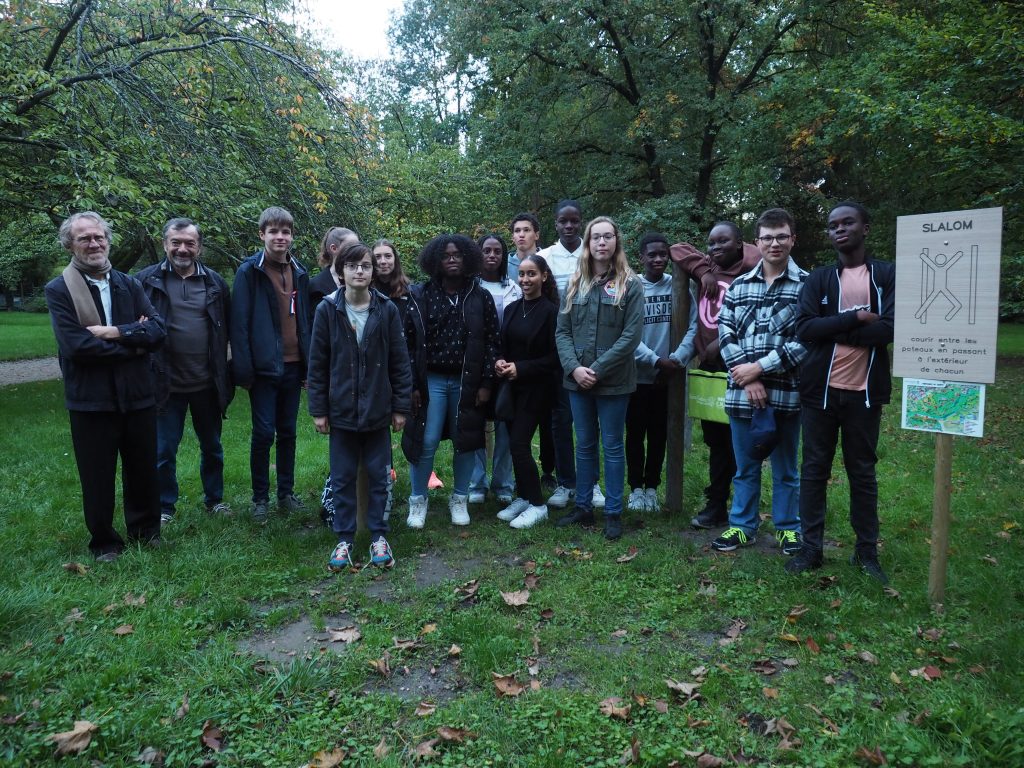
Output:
[664,267,691,514]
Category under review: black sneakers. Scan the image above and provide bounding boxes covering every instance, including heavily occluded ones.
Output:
[784,547,823,574]
[850,551,889,584]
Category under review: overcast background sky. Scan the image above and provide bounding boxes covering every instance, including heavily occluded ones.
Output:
[301,0,405,60]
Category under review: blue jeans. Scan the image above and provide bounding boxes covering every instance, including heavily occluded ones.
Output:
[410,372,475,497]
[248,362,302,503]
[728,411,801,536]
[157,387,224,514]
[568,390,629,516]
[469,420,514,497]
[551,385,577,488]
[329,426,390,544]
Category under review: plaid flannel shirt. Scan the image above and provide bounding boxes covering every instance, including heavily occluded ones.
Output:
[718,258,808,417]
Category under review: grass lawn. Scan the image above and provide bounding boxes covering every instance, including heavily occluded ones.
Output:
[0,352,1022,766]
[0,312,55,361]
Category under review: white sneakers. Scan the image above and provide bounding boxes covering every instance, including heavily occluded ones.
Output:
[509,504,547,529]
[468,491,486,504]
[627,488,661,513]
[449,494,470,525]
[547,485,575,508]
[592,484,606,509]
[406,495,428,529]
[497,498,530,522]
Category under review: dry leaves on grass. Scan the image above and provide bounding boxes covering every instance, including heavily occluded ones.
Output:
[616,545,639,563]
[786,605,809,623]
[327,626,361,644]
[455,579,479,601]
[138,746,165,766]
[62,562,89,576]
[853,745,888,765]
[415,701,437,717]
[413,738,440,760]
[437,726,475,743]
[175,692,190,720]
[420,623,437,636]
[856,650,879,665]
[123,592,146,607]
[524,574,540,589]
[65,607,85,623]
[599,697,631,720]
[719,619,747,646]
[492,672,526,697]
[539,608,554,620]
[448,644,462,657]
[368,651,392,677]
[807,704,840,734]
[373,737,390,759]
[200,720,225,752]
[306,747,346,767]
[665,678,702,703]
[619,735,641,765]
[392,637,419,651]
[610,628,628,639]
[48,720,97,757]
[765,716,801,750]
[763,687,779,699]
[909,665,942,681]
[752,659,778,676]
[500,589,530,607]
[554,546,592,560]
[113,624,134,637]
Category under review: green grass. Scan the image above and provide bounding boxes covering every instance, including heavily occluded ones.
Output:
[0,312,55,361]
[0,358,1022,766]
[997,322,1024,356]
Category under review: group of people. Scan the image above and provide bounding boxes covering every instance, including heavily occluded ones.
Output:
[47,198,894,583]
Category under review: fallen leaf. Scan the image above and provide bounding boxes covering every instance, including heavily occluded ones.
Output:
[48,720,97,757]
[373,736,389,759]
[752,659,778,675]
[829,599,843,609]
[420,623,437,635]
[200,720,224,752]
[103,603,119,615]
[415,701,437,717]
[455,580,479,600]
[1,714,23,725]
[65,607,85,623]
[823,675,837,685]
[539,608,554,620]
[696,754,727,768]
[982,555,998,565]
[523,560,537,574]
[526,658,540,676]
[996,531,1011,540]
[853,745,887,765]
[968,664,986,674]
[413,738,439,759]
[308,747,346,767]
[857,651,879,665]
[610,628,628,639]
[780,633,800,643]
[919,627,943,642]
[912,709,931,726]
[392,637,418,651]
[697,582,717,597]
[524,574,540,589]
[616,546,640,563]
[492,672,525,697]
[368,652,391,677]
[619,735,640,765]
[327,626,361,644]
[437,726,475,742]
[805,636,821,654]
[690,665,708,678]
[123,593,146,607]
[175,692,190,720]
[532,635,541,655]
[599,697,631,720]
[665,678,702,700]
[448,644,462,657]
[500,589,530,607]
[883,587,901,598]
[62,562,89,576]
[529,679,542,691]
[922,665,942,681]
[113,624,134,637]
[763,687,779,699]
[890,672,902,685]
[781,657,799,668]
[786,605,809,623]
[807,704,840,734]
[653,699,669,713]
[138,745,165,766]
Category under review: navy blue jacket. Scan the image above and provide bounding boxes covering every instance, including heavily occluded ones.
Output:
[796,257,895,407]
[137,260,233,413]
[230,251,311,387]
[46,269,166,412]
[307,289,412,431]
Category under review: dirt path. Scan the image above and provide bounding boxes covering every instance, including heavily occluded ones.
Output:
[0,357,61,386]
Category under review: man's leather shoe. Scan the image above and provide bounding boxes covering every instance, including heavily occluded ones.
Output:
[555,509,595,527]
[603,515,623,540]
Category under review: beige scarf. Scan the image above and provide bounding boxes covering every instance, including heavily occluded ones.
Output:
[62,255,111,326]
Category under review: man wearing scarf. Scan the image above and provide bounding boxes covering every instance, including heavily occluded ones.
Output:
[45,211,166,562]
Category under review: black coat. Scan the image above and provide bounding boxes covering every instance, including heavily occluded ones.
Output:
[229,251,311,386]
[499,297,560,412]
[137,260,233,413]
[46,269,166,412]
[306,290,412,431]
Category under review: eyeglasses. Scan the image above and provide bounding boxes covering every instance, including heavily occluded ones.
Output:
[74,235,108,244]
[757,234,792,245]
[590,232,617,242]
[343,262,374,273]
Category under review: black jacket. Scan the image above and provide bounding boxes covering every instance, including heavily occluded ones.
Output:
[499,297,560,411]
[401,280,499,461]
[230,251,311,387]
[137,260,233,413]
[46,269,166,412]
[308,268,339,308]
[307,290,412,431]
[796,257,895,407]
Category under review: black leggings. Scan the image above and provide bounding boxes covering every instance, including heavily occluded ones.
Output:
[507,385,550,505]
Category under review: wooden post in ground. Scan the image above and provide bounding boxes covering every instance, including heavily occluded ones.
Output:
[928,433,953,604]
[665,269,691,515]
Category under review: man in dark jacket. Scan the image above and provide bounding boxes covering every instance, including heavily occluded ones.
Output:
[46,211,166,561]
[786,202,896,583]
[138,218,232,526]
[230,206,311,522]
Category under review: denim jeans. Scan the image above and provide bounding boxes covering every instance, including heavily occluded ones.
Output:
[568,390,630,515]
[470,420,514,497]
[410,372,475,497]
[800,388,882,556]
[728,410,801,536]
[248,361,302,503]
[551,385,577,488]
[157,387,224,515]
[329,426,390,544]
